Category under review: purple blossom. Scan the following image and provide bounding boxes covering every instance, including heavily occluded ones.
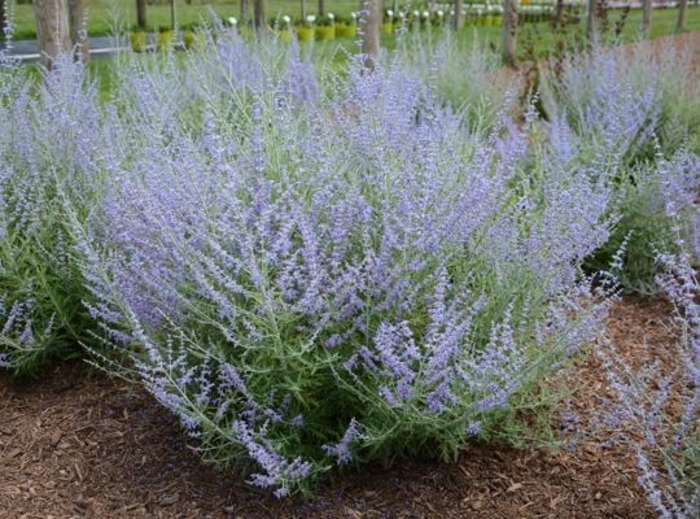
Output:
[321,418,362,465]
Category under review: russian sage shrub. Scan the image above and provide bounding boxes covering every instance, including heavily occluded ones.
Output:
[393,28,520,132]
[0,55,105,375]
[539,43,700,293]
[72,31,616,496]
[585,146,700,294]
[539,45,660,167]
[599,249,700,518]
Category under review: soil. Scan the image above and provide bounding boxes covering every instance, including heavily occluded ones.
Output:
[1,31,699,519]
[0,297,682,519]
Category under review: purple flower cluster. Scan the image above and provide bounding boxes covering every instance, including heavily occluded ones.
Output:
[321,418,362,465]
[541,45,660,163]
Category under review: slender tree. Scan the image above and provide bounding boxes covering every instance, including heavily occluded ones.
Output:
[360,0,381,69]
[253,0,266,32]
[318,0,325,17]
[68,0,89,63]
[641,0,652,34]
[34,0,71,69]
[677,0,688,30]
[454,0,464,30]
[136,0,147,30]
[1,0,6,39]
[502,0,517,66]
[586,0,597,44]
[553,0,564,27]
[241,0,249,24]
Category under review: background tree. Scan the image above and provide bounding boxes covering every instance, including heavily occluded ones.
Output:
[68,0,89,63]
[240,0,249,24]
[318,0,325,17]
[553,0,564,27]
[360,0,380,68]
[454,0,464,30]
[502,0,517,66]
[641,0,652,34]
[34,0,70,69]
[677,0,688,30]
[136,0,147,30]
[586,0,597,44]
[253,0,266,32]
[1,0,6,39]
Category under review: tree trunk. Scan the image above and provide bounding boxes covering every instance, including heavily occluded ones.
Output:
[318,0,325,17]
[554,0,564,27]
[34,0,71,69]
[454,0,464,30]
[136,0,147,30]
[586,0,597,44]
[360,0,381,69]
[641,0,652,34]
[1,0,6,39]
[253,0,266,32]
[502,0,517,66]
[677,0,688,30]
[68,0,89,63]
[300,0,306,20]
[240,0,249,24]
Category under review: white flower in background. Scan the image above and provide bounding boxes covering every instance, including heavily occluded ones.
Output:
[306,14,316,23]
[387,9,394,17]
[413,10,420,17]
[437,9,444,16]
[228,16,238,26]
[328,12,335,20]
[351,11,358,19]
[422,10,430,18]
[282,15,291,24]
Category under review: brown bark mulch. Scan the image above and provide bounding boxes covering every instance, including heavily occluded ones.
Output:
[0,297,676,519]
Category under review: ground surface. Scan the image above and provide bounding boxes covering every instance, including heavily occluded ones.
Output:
[0,298,679,519]
[1,31,699,519]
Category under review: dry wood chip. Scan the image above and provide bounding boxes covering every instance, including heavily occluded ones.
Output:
[50,431,63,446]
[507,482,524,493]
[6,448,23,459]
[160,493,179,506]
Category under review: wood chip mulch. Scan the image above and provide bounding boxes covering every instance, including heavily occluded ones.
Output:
[0,296,679,519]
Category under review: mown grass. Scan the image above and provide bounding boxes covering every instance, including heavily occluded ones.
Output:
[4,0,698,40]
[5,0,360,39]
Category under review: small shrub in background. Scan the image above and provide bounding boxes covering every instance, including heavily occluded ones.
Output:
[539,42,700,294]
[583,146,699,294]
[393,29,519,132]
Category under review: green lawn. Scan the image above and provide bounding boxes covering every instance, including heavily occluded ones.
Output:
[12,2,699,102]
[6,0,360,39]
[5,0,699,40]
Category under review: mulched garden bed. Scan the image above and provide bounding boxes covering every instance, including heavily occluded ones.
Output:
[0,297,673,518]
